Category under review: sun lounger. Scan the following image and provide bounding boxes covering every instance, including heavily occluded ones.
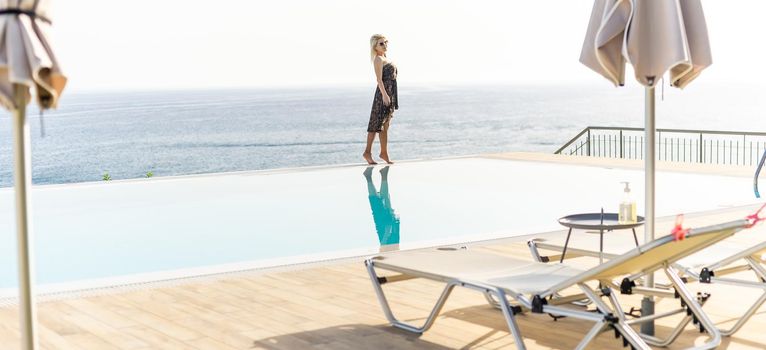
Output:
[678,240,766,335]
[529,230,766,338]
[365,220,749,350]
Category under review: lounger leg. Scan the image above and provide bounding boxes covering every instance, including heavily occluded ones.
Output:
[664,266,722,350]
[632,302,694,346]
[494,288,527,350]
[612,322,651,350]
[720,291,766,336]
[577,284,651,350]
[748,256,766,281]
[591,289,649,349]
[614,278,692,344]
[365,259,455,334]
[527,240,545,263]
[574,320,609,350]
[483,291,501,308]
[716,257,766,336]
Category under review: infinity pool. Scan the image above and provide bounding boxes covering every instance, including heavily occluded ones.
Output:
[0,156,757,291]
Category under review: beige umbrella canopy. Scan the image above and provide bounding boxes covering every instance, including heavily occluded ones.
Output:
[581,0,712,88]
[1,0,66,349]
[0,0,66,109]
[579,0,711,337]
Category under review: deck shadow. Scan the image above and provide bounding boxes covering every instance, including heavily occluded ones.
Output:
[251,324,454,350]
[441,304,755,349]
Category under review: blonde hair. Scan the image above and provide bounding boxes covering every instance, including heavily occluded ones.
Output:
[370,34,386,62]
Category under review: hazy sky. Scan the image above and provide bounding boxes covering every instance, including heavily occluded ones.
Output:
[53,1,765,91]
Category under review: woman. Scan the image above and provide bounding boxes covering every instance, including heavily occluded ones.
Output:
[364,34,398,165]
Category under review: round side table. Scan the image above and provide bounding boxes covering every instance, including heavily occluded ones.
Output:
[558,213,645,264]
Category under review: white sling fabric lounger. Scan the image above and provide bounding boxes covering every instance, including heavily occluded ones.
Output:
[366,220,749,350]
[529,221,766,338]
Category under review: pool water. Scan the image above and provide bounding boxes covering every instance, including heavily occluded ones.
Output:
[0,157,757,290]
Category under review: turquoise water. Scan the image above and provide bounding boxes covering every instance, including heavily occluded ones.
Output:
[0,157,756,289]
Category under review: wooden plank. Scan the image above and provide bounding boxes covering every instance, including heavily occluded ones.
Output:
[119,326,197,350]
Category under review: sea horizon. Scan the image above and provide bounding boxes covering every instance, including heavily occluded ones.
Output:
[0,83,764,188]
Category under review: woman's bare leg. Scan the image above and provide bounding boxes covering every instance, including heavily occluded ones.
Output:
[379,119,393,164]
[363,132,377,165]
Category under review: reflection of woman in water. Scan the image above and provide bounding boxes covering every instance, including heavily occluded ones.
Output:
[364,166,400,250]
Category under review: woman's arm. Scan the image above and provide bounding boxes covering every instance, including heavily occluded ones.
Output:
[374,57,391,106]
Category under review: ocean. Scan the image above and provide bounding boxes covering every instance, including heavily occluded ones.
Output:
[0,83,764,187]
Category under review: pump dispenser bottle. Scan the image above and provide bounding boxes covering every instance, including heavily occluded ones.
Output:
[618,182,637,224]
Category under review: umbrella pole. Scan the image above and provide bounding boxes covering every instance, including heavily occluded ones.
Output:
[12,83,38,350]
[641,85,656,336]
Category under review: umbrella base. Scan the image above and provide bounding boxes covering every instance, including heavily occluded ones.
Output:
[641,297,655,335]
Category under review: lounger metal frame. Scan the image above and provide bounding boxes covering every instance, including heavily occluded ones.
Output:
[365,220,748,350]
[676,241,766,336]
[529,231,766,339]
[365,259,649,350]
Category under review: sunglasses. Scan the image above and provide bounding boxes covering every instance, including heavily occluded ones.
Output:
[378,41,388,46]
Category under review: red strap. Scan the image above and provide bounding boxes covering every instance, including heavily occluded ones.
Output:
[671,214,690,241]
[745,203,766,228]
[672,204,765,240]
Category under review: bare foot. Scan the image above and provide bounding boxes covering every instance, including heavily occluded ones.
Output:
[363,152,377,165]
[379,153,394,164]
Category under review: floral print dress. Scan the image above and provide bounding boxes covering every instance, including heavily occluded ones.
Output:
[367,62,398,133]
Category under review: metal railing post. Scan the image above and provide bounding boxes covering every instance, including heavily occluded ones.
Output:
[586,129,591,156]
[744,135,747,166]
[619,130,623,158]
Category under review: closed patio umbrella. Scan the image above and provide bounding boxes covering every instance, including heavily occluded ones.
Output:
[580,0,711,336]
[0,0,66,348]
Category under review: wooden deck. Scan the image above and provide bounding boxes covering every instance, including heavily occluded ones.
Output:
[2,154,766,349]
